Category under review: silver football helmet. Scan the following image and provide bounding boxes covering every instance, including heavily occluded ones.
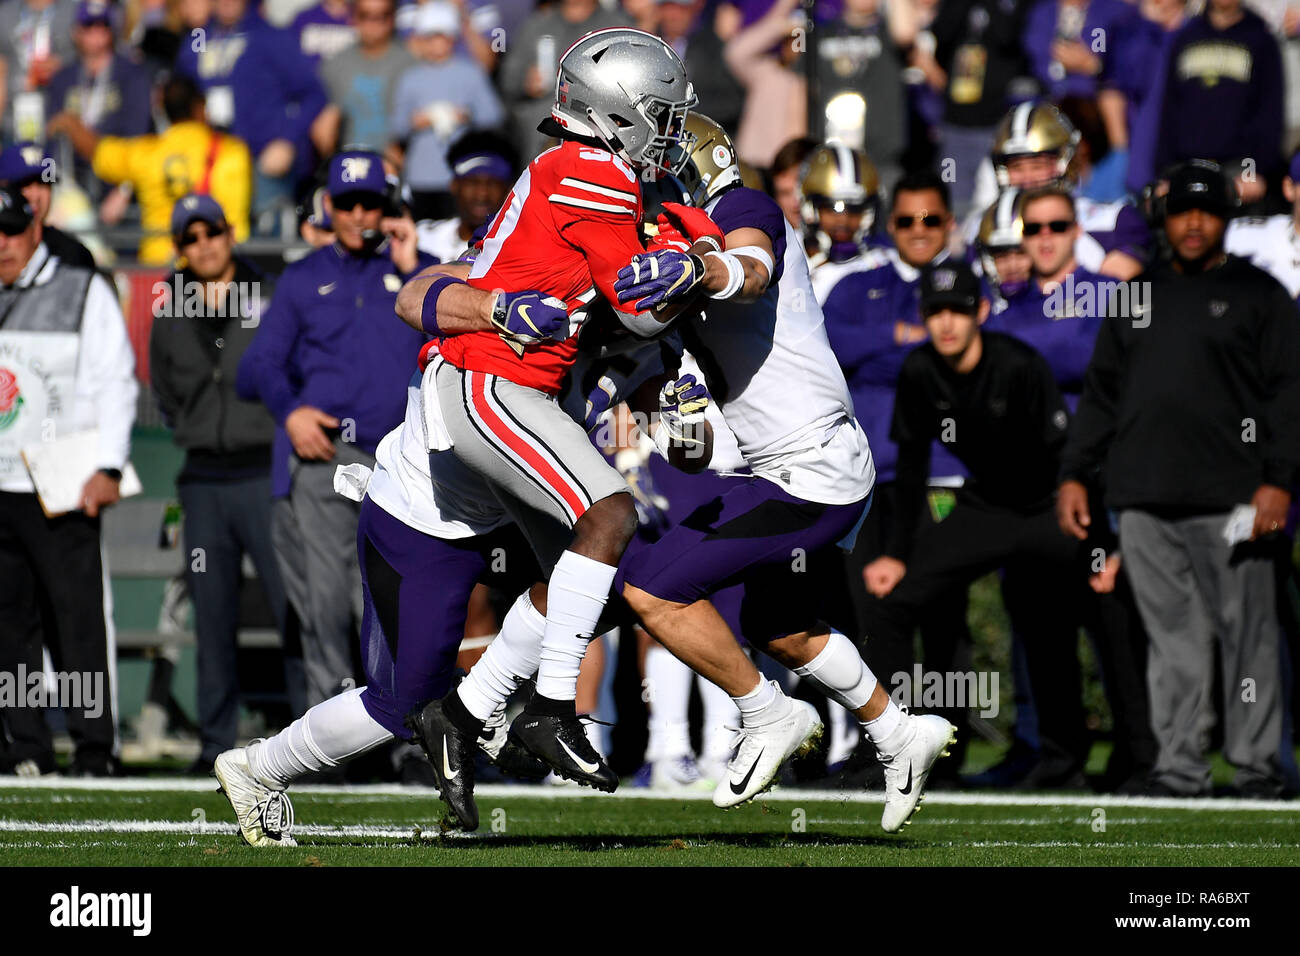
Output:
[551,28,696,175]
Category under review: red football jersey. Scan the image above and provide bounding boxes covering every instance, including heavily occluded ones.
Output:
[438,140,646,394]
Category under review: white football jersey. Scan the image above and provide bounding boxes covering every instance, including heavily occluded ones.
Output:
[415,217,469,264]
[688,207,876,505]
[1226,215,1300,298]
[365,368,510,539]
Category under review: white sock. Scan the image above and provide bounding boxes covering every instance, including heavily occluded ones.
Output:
[827,703,859,766]
[645,645,693,760]
[458,590,546,721]
[584,717,604,757]
[247,687,391,788]
[535,550,617,701]
[733,678,793,728]
[699,676,739,758]
[862,697,908,757]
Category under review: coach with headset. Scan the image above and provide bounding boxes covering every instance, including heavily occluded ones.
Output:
[1059,160,1300,798]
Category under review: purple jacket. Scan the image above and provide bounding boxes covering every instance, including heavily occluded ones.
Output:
[1021,0,1138,100]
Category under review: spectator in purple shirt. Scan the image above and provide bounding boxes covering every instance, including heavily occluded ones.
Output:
[175,0,329,225]
[43,1,153,207]
[291,0,358,64]
[1157,0,1285,210]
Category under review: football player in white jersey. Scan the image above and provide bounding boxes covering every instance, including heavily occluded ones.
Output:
[1225,151,1300,300]
[796,141,885,305]
[608,116,956,830]
[966,102,1151,280]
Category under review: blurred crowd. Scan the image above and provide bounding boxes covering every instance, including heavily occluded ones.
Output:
[1,0,1299,800]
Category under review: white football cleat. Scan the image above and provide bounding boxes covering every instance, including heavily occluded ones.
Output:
[713,697,823,809]
[213,749,297,848]
[879,714,956,833]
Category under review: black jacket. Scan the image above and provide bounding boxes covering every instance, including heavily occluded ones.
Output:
[150,256,275,479]
[1060,255,1300,512]
[43,224,96,270]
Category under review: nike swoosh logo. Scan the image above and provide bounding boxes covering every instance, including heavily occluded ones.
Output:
[441,735,459,781]
[317,282,336,295]
[558,737,599,775]
[899,764,913,795]
[517,303,539,335]
[729,749,764,795]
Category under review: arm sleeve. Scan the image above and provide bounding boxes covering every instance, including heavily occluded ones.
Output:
[215,136,253,244]
[549,158,646,316]
[79,274,138,470]
[148,307,180,429]
[1256,282,1300,490]
[1059,308,1125,483]
[1024,351,1071,454]
[235,283,304,424]
[273,33,329,146]
[885,359,934,560]
[90,135,139,186]
[1245,25,1284,179]
[823,275,906,376]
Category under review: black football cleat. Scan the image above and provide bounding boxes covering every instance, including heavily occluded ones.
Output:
[479,708,551,782]
[406,698,479,830]
[508,711,618,792]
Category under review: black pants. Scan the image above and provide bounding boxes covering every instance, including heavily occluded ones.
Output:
[0,492,115,767]
[847,482,973,770]
[180,476,292,762]
[861,489,1090,770]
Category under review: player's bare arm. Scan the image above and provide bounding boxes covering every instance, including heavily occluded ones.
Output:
[395,265,571,347]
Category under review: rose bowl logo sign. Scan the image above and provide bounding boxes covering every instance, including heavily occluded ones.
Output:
[0,368,23,432]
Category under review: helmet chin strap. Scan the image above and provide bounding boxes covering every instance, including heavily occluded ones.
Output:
[586,108,635,167]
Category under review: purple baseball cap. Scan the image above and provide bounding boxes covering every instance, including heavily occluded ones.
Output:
[0,142,54,186]
[171,193,227,237]
[328,150,388,199]
[76,0,116,28]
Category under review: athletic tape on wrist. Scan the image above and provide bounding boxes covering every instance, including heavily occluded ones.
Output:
[728,245,775,278]
[705,251,745,300]
[420,275,466,335]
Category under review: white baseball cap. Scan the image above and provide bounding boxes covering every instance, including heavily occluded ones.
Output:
[412,1,460,37]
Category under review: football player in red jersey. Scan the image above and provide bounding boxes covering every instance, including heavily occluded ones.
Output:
[395,28,722,791]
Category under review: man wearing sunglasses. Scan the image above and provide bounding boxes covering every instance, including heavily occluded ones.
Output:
[986,184,1157,792]
[0,185,137,778]
[821,169,976,783]
[237,149,434,714]
[150,194,301,774]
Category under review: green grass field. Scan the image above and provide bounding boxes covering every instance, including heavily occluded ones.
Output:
[3,778,1297,867]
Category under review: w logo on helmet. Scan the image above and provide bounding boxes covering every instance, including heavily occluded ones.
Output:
[341,157,372,183]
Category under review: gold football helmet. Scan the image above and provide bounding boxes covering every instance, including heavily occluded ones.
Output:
[976,189,1030,298]
[977,189,1025,251]
[991,102,1080,187]
[670,113,744,205]
[798,143,880,254]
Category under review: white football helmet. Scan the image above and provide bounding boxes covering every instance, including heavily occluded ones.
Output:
[551,28,696,175]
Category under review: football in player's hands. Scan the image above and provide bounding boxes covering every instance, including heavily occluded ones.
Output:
[658,202,725,254]
[492,291,572,346]
[614,249,706,311]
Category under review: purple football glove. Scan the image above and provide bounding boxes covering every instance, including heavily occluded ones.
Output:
[614,249,707,311]
[491,291,571,348]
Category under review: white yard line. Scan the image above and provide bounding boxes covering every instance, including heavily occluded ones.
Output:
[0,777,1296,813]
